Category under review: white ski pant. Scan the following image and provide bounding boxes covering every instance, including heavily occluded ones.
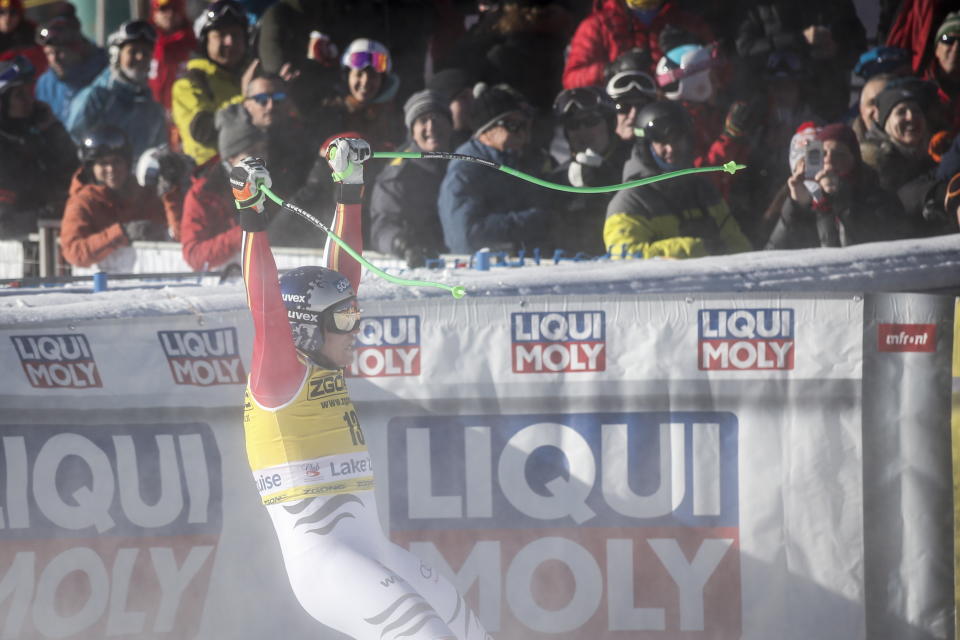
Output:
[266,490,491,640]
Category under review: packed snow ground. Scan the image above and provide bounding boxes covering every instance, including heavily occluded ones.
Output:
[2,233,959,325]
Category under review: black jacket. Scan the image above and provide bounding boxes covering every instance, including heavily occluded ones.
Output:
[369,142,447,257]
[0,103,77,240]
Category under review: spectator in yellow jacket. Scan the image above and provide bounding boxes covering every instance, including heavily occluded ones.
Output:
[604,100,751,259]
[170,0,247,165]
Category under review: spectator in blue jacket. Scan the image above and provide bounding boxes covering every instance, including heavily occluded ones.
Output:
[66,20,166,164]
[437,83,552,254]
[34,15,108,124]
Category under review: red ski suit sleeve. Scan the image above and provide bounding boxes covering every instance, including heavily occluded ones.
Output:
[242,189,364,408]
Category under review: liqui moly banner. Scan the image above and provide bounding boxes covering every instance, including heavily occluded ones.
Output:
[0,292,954,640]
[0,422,221,639]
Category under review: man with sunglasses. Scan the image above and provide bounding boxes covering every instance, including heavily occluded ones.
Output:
[229,139,491,640]
[438,82,551,255]
[67,20,166,164]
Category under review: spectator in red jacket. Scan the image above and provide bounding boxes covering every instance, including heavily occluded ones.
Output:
[180,104,267,271]
[60,126,175,272]
[148,0,195,111]
[0,0,45,75]
[562,0,712,90]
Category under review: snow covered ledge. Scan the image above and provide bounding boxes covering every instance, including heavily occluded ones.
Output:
[2,234,959,325]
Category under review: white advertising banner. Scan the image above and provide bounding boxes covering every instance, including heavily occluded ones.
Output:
[0,292,952,640]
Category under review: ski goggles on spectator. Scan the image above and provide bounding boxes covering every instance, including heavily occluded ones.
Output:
[343,51,389,73]
[605,71,657,100]
[325,299,362,334]
[0,55,34,90]
[553,87,610,118]
[766,50,803,76]
[940,34,960,46]
[246,91,286,106]
[655,45,721,87]
[203,0,246,27]
[112,20,157,45]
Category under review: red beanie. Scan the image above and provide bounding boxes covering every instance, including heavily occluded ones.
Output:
[816,123,862,166]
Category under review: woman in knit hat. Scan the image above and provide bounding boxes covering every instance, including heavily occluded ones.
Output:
[369,89,452,267]
[860,78,937,195]
[766,123,913,249]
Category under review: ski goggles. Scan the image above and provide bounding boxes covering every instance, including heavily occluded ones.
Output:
[203,0,246,28]
[343,51,389,73]
[766,50,803,76]
[854,46,910,78]
[941,34,960,46]
[246,91,286,106]
[655,45,721,87]
[326,299,362,334]
[553,87,611,118]
[112,20,157,46]
[605,71,657,99]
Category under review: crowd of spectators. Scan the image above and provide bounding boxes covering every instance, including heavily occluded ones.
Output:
[0,0,959,274]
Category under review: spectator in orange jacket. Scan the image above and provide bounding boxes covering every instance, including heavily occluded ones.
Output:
[148,0,196,110]
[60,126,175,271]
[180,104,267,271]
[562,0,712,90]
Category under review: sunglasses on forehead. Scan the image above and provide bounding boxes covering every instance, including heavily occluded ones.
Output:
[246,91,286,106]
[941,34,960,46]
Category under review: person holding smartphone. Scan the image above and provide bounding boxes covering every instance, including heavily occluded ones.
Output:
[765,123,912,249]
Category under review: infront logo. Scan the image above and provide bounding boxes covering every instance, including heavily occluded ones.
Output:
[11,334,102,388]
[699,309,795,370]
[511,311,606,374]
[878,324,936,352]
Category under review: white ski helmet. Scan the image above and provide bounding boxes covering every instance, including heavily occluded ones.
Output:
[655,44,719,103]
[341,38,392,74]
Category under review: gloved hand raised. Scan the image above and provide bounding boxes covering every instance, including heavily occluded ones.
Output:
[326,137,371,184]
[231,157,272,231]
[122,219,169,242]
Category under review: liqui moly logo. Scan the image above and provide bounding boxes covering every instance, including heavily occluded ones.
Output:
[511,311,606,374]
[878,323,936,352]
[11,334,103,388]
[698,309,795,370]
[388,412,741,638]
[158,328,246,386]
[348,316,420,377]
[0,422,222,638]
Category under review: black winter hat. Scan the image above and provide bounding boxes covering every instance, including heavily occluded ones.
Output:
[469,83,529,135]
[874,78,935,128]
[426,68,474,103]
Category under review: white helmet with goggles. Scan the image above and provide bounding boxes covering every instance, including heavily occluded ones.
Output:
[655,44,720,103]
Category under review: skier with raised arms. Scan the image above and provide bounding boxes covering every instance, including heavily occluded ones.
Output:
[230,137,491,640]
